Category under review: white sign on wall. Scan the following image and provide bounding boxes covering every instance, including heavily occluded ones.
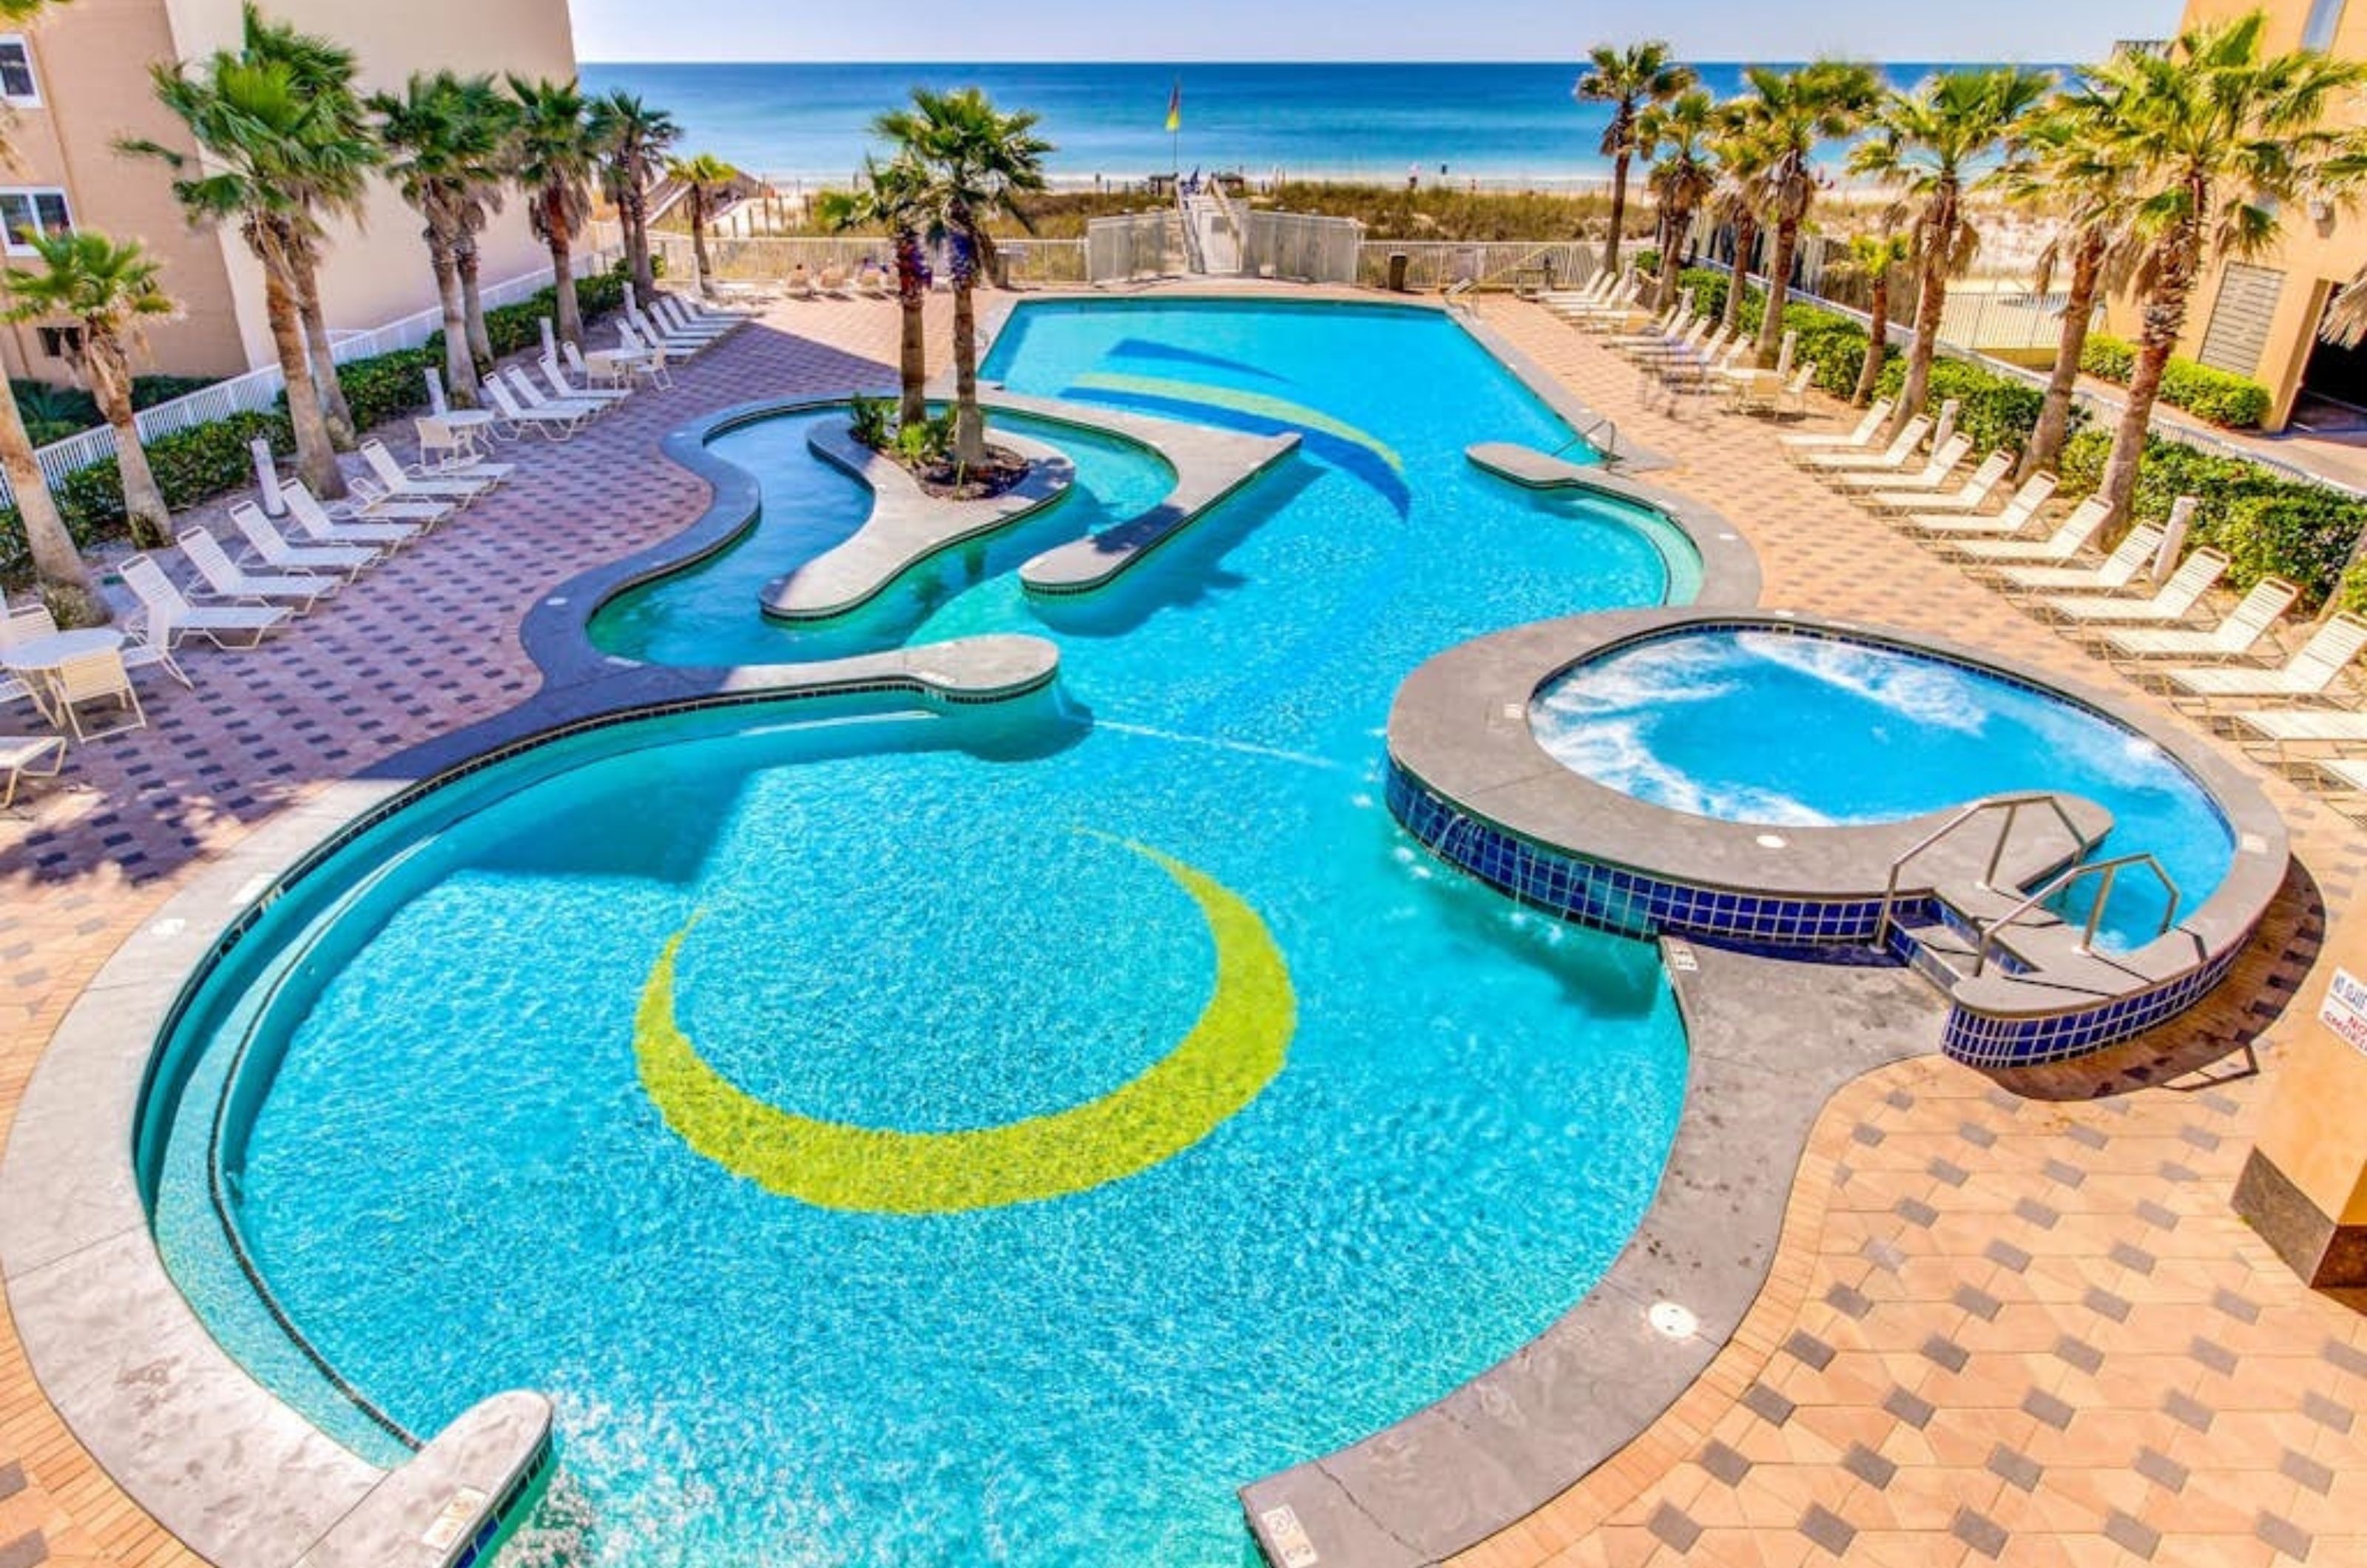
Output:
[2319,967,2367,1054]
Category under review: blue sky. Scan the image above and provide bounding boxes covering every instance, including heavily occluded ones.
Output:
[569,0,2172,64]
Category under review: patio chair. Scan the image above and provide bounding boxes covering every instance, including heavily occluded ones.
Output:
[484,376,590,441]
[502,365,607,422]
[0,734,64,808]
[0,604,57,649]
[2158,612,2367,712]
[232,501,378,581]
[655,294,742,334]
[1831,433,1973,492]
[120,553,286,649]
[1993,523,2163,595]
[1907,473,2060,537]
[50,647,145,742]
[607,322,678,388]
[1867,451,2011,515]
[1799,415,1932,473]
[119,610,192,688]
[2226,707,2367,763]
[361,440,495,505]
[2037,547,2228,626]
[2100,578,2300,665]
[281,482,426,550]
[177,527,340,611]
[1948,494,2106,564]
[538,354,632,407]
[1780,399,1894,452]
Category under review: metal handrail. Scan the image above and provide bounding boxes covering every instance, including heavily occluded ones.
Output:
[1552,413,1619,460]
[1875,793,2090,940]
[1971,851,2181,976]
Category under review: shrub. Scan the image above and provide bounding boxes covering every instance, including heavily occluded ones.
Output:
[2158,359,2272,429]
[132,374,221,410]
[13,381,99,433]
[1872,356,2054,456]
[2340,557,2367,615]
[2080,334,2136,383]
[333,346,440,430]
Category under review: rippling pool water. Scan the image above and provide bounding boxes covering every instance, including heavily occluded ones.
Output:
[150,300,1700,1567]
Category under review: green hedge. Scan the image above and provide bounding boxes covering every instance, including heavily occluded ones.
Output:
[1874,356,2053,458]
[2077,334,2272,429]
[3,263,631,575]
[2056,428,2367,606]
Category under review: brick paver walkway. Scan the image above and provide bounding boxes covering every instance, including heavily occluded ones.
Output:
[0,285,2360,1568]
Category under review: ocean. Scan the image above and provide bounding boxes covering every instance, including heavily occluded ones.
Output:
[576,61,2021,189]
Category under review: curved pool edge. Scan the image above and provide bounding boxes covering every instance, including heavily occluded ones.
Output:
[1465,442,1763,608]
[1241,944,1946,1568]
[0,643,1064,1568]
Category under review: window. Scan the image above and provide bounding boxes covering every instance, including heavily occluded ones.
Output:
[0,37,36,105]
[0,188,70,254]
[35,325,79,361]
[2303,0,2349,52]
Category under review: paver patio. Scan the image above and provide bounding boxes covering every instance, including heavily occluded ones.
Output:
[0,282,2360,1568]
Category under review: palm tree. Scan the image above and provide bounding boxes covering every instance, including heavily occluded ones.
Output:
[818,155,933,429]
[1635,88,1718,311]
[1850,66,2054,438]
[126,46,354,499]
[506,75,597,349]
[2003,94,2134,480]
[2084,15,2367,525]
[665,152,742,297]
[1574,41,1698,276]
[1733,60,1883,365]
[240,6,379,450]
[589,91,680,303]
[0,0,98,615]
[877,87,1052,467]
[445,77,515,367]
[374,72,510,407]
[4,234,178,547]
[1709,116,1773,337]
[1829,229,1912,405]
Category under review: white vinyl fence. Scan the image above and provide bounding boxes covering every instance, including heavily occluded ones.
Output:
[1085,214,1184,283]
[654,232,1091,290]
[2,246,621,511]
[1357,240,1602,294]
[1242,213,1363,285]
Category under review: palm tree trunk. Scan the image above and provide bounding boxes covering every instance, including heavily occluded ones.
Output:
[895,229,928,429]
[2098,236,2199,527]
[1655,208,1692,311]
[88,342,170,549]
[1604,149,1631,275]
[1890,262,1951,439]
[624,172,656,300]
[548,223,585,350]
[1855,274,1891,407]
[952,273,985,467]
[689,194,715,297]
[2019,230,2104,481]
[269,258,346,501]
[293,246,357,450]
[1721,214,1757,335]
[0,363,101,617]
[456,226,493,365]
[430,229,480,408]
[1755,217,1800,365]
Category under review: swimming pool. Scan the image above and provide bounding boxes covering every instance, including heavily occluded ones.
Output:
[147,299,1703,1566]
[1528,626,2235,947]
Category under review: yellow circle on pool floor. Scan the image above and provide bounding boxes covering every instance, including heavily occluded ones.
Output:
[633,839,1298,1213]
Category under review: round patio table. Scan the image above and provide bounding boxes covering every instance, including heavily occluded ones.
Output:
[3,627,124,722]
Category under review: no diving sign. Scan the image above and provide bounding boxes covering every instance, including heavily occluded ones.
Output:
[2320,968,2367,1053]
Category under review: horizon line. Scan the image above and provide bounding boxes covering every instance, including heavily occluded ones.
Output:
[579,55,2082,68]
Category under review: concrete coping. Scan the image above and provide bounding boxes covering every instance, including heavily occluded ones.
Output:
[1386,608,2291,1018]
[762,422,1075,619]
[1466,442,1763,609]
[977,389,1300,596]
[298,1393,553,1568]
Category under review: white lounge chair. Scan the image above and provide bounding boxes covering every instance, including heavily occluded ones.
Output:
[1869,451,2012,515]
[281,482,426,550]
[502,366,607,422]
[2038,547,2228,626]
[2227,706,2367,762]
[118,612,191,689]
[360,439,494,505]
[485,376,590,441]
[1908,473,2061,537]
[538,355,632,407]
[2100,578,2300,664]
[2158,613,2367,712]
[120,553,286,649]
[1779,398,1894,453]
[413,418,517,481]
[655,294,740,336]
[1949,495,2107,563]
[1800,416,1934,473]
[50,647,145,742]
[0,734,64,808]
[1994,524,2164,596]
[1831,433,1973,492]
[607,321,678,388]
[232,501,377,581]
[178,527,340,610]
[624,306,714,357]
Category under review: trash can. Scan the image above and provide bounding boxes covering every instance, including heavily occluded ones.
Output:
[1386,251,1408,292]
[992,249,1014,289]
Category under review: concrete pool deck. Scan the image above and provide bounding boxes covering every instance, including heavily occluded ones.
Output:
[0,285,2360,1568]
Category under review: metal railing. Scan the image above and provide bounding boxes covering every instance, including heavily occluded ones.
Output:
[4,246,621,509]
[1971,851,2181,976]
[1359,240,1603,294]
[1876,792,2090,941]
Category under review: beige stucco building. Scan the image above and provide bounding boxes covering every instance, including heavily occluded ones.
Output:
[2110,0,2367,432]
[0,0,577,387]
